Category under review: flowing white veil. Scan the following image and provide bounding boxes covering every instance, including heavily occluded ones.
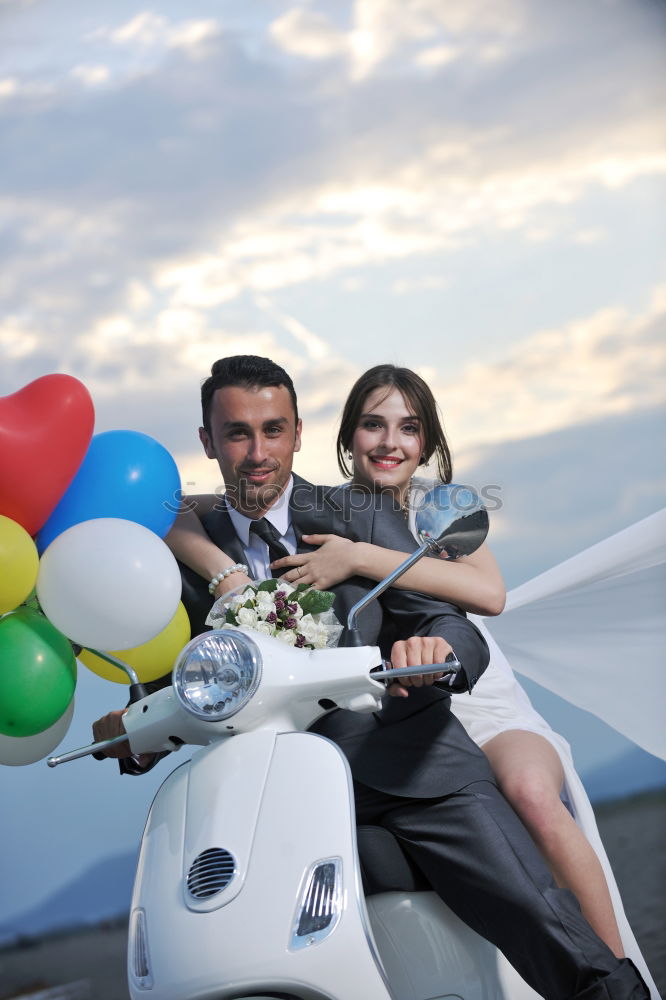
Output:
[487,508,666,761]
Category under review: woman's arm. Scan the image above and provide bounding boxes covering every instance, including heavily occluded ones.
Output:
[271,535,506,616]
[165,495,253,597]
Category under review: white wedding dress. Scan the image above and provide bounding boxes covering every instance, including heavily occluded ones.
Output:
[408,492,664,998]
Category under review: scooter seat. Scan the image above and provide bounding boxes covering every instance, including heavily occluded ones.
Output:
[357,825,429,896]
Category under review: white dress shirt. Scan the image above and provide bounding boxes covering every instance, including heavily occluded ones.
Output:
[226,476,297,580]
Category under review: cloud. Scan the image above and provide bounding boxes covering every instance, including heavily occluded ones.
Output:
[0,78,18,98]
[109,11,172,45]
[0,76,55,104]
[391,274,450,294]
[140,123,664,315]
[70,65,111,87]
[104,11,221,56]
[270,9,347,60]
[270,0,528,78]
[1,0,662,333]
[0,0,663,483]
[428,283,666,454]
[0,316,39,360]
[252,293,331,361]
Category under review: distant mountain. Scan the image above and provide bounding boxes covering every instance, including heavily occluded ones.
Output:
[583,745,666,804]
[0,851,136,946]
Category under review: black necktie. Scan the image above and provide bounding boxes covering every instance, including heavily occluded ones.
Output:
[250,518,290,577]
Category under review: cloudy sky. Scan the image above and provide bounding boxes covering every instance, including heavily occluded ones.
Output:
[1,0,664,931]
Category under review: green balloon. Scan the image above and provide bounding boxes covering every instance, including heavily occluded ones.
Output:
[0,608,77,737]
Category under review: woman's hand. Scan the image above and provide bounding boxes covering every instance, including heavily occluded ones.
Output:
[270,533,359,590]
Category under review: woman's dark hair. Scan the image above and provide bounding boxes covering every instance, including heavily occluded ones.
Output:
[336,364,452,483]
[201,355,299,433]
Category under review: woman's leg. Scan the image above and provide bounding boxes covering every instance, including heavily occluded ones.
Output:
[482,729,624,958]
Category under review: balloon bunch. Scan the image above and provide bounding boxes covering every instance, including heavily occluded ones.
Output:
[0,375,190,765]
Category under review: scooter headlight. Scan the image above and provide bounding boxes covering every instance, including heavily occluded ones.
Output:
[172,629,262,722]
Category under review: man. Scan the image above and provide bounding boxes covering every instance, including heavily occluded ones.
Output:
[94,355,648,999]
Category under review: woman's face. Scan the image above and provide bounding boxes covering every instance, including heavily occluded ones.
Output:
[351,386,424,498]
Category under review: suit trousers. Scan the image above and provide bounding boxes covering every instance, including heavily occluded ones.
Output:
[354,780,649,1000]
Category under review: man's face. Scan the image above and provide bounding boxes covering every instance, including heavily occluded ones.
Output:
[199,384,302,518]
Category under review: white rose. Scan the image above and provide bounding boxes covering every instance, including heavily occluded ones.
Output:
[307,618,329,648]
[237,607,259,627]
[298,614,318,644]
[252,620,274,636]
[256,592,277,620]
[228,593,247,612]
[277,629,297,646]
[312,630,328,649]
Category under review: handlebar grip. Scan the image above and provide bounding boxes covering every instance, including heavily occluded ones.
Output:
[371,659,462,682]
[48,731,132,768]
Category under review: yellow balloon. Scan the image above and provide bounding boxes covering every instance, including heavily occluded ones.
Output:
[0,515,39,614]
[79,602,191,684]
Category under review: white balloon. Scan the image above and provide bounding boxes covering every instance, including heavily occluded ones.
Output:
[37,518,182,649]
[0,699,75,766]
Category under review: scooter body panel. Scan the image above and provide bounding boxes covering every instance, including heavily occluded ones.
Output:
[128,730,393,1000]
[367,892,505,1000]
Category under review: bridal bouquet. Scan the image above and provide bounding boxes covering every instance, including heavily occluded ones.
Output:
[206,578,343,650]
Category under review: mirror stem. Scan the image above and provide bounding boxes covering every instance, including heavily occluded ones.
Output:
[343,541,433,644]
[82,647,141,686]
[81,647,148,702]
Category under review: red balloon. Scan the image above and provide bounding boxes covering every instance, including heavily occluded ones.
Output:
[0,375,95,535]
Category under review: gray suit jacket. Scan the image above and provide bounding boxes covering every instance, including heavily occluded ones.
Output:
[178,474,495,797]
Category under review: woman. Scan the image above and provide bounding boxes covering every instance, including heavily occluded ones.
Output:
[167,364,638,972]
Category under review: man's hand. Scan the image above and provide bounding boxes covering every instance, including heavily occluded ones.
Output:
[92,710,132,758]
[387,636,453,698]
[92,710,158,770]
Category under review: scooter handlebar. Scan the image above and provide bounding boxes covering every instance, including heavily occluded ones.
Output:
[47,732,132,768]
[47,654,463,767]
[372,659,462,684]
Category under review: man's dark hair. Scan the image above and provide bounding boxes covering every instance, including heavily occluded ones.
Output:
[201,355,299,433]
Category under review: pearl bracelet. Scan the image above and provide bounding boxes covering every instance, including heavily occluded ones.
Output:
[208,563,250,594]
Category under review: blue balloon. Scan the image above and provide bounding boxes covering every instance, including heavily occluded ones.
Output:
[37,430,181,552]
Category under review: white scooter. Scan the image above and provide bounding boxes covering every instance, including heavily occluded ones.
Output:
[49,486,509,1000]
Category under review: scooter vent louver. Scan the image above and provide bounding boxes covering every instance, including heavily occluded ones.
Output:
[187,847,236,899]
[290,857,343,949]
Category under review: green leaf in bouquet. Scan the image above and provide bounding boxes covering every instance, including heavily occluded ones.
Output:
[225,608,238,624]
[292,582,310,594]
[257,579,278,592]
[298,589,336,615]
